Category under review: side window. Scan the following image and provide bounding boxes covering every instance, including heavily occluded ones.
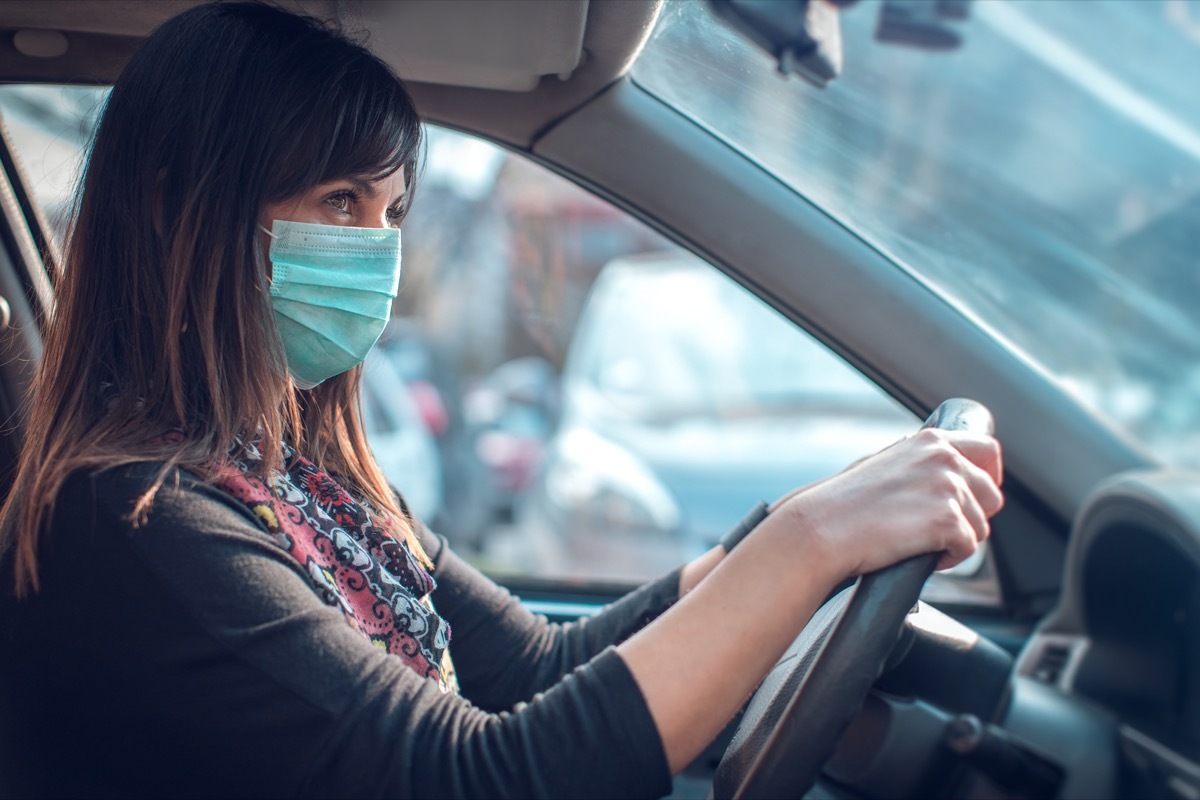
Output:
[397,127,924,581]
[0,85,106,248]
[0,89,997,605]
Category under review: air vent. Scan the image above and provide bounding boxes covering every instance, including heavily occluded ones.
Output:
[1030,642,1072,685]
[1018,634,1089,689]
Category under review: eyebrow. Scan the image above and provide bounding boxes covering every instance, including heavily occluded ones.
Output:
[346,177,407,207]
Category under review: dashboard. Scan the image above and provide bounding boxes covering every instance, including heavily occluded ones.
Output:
[1012,470,1200,799]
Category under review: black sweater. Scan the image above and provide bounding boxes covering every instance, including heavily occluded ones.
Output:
[0,464,678,798]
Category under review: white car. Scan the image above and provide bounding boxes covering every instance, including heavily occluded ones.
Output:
[519,252,915,580]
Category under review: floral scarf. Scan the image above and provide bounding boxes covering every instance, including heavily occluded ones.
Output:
[213,441,456,692]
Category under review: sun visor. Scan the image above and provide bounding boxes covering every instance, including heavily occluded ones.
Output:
[341,0,589,92]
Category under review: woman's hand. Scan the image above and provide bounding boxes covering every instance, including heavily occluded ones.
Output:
[773,427,1004,578]
[679,428,1003,594]
[625,427,1003,774]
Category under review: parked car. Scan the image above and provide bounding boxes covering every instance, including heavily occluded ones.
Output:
[0,0,1196,798]
[518,252,915,580]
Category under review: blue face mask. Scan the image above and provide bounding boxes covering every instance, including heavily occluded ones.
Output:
[261,219,402,390]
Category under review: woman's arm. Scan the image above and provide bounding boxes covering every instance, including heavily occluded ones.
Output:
[678,545,725,595]
[423,540,684,711]
[428,502,763,707]
[11,464,672,799]
[621,428,1004,772]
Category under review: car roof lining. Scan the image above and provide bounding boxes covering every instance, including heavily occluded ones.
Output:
[342,1,590,93]
[0,0,662,148]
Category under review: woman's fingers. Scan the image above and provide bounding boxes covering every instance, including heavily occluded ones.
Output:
[940,428,1004,488]
[909,428,1004,520]
[958,451,1005,521]
[953,472,991,542]
[803,427,1004,577]
[935,481,987,572]
[915,429,1003,568]
[936,517,976,571]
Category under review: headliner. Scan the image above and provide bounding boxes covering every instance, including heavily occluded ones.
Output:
[0,0,663,147]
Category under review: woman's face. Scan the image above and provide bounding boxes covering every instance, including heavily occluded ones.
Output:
[257,170,408,277]
[259,169,407,230]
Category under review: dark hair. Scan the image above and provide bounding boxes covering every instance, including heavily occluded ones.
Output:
[1,1,425,594]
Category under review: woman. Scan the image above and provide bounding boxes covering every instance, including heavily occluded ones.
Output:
[0,3,1003,798]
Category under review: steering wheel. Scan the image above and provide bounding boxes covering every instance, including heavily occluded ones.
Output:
[712,398,995,800]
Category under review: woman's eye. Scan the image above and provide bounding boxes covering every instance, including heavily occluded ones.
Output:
[326,191,356,214]
[386,206,404,225]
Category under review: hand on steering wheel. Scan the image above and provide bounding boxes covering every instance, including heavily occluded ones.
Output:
[713,398,998,800]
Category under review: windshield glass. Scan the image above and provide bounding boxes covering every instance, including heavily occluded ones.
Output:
[634,0,1200,467]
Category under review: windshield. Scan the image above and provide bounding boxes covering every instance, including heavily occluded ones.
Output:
[634,0,1200,467]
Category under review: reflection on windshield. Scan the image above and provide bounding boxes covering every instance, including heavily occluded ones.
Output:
[635,0,1200,467]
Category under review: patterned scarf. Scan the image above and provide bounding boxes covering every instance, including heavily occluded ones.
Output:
[212,441,457,692]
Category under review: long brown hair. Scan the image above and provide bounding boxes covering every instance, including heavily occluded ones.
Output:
[0,2,426,595]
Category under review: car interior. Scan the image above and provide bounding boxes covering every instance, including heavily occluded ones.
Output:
[0,1,1197,798]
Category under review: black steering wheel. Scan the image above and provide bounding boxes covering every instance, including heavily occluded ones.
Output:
[712,398,995,800]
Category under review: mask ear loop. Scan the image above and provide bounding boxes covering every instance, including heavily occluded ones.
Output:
[255,224,291,385]
[258,224,279,285]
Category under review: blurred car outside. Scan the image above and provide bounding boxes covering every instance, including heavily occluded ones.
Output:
[514,252,917,582]
[360,349,444,528]
[371,316,494,549]
[462,356,558,525]
[392,127,677,554]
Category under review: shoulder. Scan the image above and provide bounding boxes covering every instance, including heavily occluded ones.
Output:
[54,461,268,542]
[42,461,313,611]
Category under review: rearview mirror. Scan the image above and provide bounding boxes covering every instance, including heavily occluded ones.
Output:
[708,0,850,88]
[708,0,974,88]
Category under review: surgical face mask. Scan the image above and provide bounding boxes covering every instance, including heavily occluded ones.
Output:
[261,219,402,389]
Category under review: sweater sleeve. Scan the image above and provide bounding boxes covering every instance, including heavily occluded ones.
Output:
[13,465,673,800]
[419,528,681,712]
